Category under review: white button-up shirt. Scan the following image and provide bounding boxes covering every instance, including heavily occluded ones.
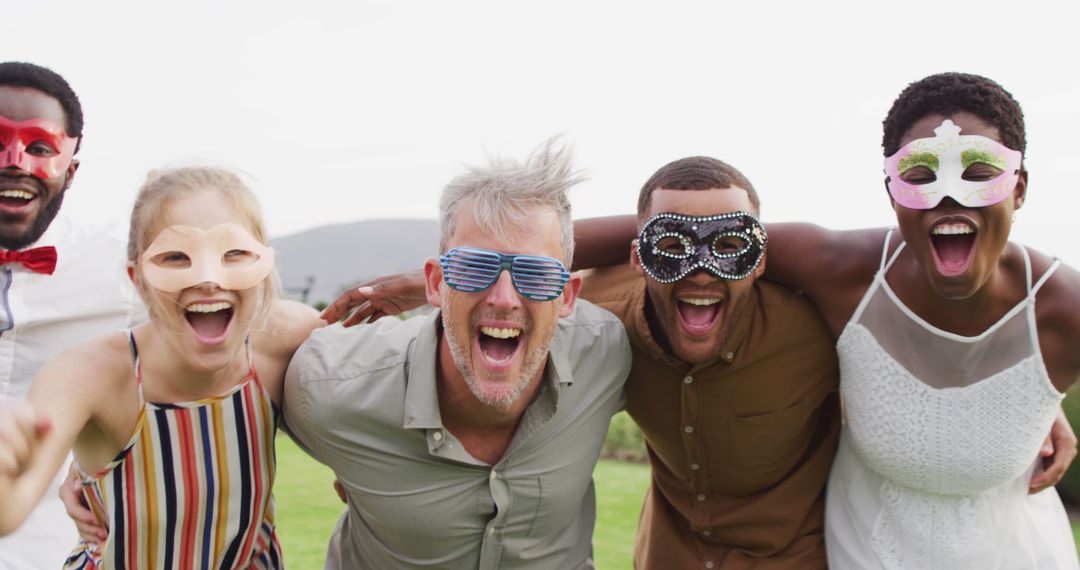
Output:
[0,212,142,570]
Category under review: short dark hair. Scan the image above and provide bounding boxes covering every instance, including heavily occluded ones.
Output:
[0,62,84,152]
[882,72,1025,157]
[638,156,759,218]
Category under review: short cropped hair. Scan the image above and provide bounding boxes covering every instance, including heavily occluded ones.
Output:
[882,72,1025,157]
[0,62,84,152]
[637,156,759,218]
[439,136,585,264]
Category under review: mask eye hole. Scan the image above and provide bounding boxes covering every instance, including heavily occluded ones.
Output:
[961,162,1004,182]
[654,234,692,258]
[150,251,191,268]
[26,140,59,157]
[712,235,747,256]
[223,249,258,266]
[900,165,936,185]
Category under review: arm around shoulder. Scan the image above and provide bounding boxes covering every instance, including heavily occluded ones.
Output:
[764,223,888,308]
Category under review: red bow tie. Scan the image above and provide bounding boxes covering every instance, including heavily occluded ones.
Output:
[0,246,58,275]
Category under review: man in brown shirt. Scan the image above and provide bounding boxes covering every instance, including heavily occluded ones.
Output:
[579,157,838,568]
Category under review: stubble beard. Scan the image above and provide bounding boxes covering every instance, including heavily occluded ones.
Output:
[0,187,67,250]
[442,307,553,410]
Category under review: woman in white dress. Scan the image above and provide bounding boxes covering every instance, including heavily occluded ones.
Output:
[764,72,1080,568]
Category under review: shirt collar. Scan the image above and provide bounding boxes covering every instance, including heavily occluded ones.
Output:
[402,310,444,430]
[402,308,574,431]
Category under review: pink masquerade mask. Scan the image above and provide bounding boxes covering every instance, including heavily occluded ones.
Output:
[885,119,1022,209]
[0,115,78,180]
[141,224,275,293]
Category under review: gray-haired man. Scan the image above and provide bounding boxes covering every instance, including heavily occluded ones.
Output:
[283,139,631,569]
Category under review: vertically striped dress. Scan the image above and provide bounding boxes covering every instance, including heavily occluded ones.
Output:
[64,332,283,569]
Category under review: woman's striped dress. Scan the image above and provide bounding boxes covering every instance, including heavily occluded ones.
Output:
[64,333,283,569]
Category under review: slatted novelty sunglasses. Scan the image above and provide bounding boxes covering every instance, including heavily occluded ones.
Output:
[439,246,571,301]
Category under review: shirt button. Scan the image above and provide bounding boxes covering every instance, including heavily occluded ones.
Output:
[690,463,700,470]
[697,494,706,501]
[489,527,495,535]
[683,376,693,384]
[701,529,711,536]
[725,352,734,359]
[684,426,694,434]
[432,431,443,441]
[705,562,715,569]
[490,470,497,481]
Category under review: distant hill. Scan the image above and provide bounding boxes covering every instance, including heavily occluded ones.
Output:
[271,219,439,306]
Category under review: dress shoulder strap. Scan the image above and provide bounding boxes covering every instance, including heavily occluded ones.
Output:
[848,230,899,324]
[881,229,906,273]
[1027,245,1062,296]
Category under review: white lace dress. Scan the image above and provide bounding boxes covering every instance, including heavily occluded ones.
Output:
[825,232,1079,569]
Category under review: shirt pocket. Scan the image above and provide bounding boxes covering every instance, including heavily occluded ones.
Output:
[728,402,815,490]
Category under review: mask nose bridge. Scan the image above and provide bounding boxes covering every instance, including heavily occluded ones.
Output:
[186,245,227,288]
[0,139,24,169]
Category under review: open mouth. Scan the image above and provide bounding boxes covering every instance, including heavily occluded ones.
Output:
[0,189,36,212]
[184,301,235,344]
[676,297,723,335]
[476,325,523,367]
[929,221,976,277]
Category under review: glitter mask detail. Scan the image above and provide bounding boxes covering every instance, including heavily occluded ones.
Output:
[885,119,1022,209]
[0,115,78,180]
[141,224,275,293]
[439,246,571,302]
[636,211,767,283]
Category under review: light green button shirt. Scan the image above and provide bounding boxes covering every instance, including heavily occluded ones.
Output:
[284,300,630,569]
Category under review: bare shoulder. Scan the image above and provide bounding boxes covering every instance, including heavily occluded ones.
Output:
[1026,246,1080,391]
[254,299,326,361]
[251,300,325,403]
[763,224,891,334]
[27,330,134,437]
[32,331,132,399]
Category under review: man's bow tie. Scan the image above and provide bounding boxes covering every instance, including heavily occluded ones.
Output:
[0,246,58,275]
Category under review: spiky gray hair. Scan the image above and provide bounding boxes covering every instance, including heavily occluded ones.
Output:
[439,136,585,264]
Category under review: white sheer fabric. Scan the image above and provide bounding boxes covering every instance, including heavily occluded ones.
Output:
[825,232,1078,569]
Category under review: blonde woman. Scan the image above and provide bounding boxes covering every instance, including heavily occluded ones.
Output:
[0,167,321,568]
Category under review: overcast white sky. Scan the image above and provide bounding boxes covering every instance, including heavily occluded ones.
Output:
[7,1,1079,264]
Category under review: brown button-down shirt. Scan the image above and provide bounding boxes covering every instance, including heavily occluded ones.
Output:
[581,265,839,569]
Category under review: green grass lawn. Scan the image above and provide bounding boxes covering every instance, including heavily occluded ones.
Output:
[275,436,1080,568]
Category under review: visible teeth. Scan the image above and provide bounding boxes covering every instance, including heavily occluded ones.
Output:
[932,223,974,236]
[0,190,34,200]
[480,326,521,339]
[679,298,720,306]
[186,301,232,313]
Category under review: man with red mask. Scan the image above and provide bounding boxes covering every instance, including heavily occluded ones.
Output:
[0,62,140,569]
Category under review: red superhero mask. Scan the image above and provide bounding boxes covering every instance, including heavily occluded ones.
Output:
[0,115,78,180]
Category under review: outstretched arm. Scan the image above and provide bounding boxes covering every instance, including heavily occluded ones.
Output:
[0,350,102,536]
[319,269,428,326]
